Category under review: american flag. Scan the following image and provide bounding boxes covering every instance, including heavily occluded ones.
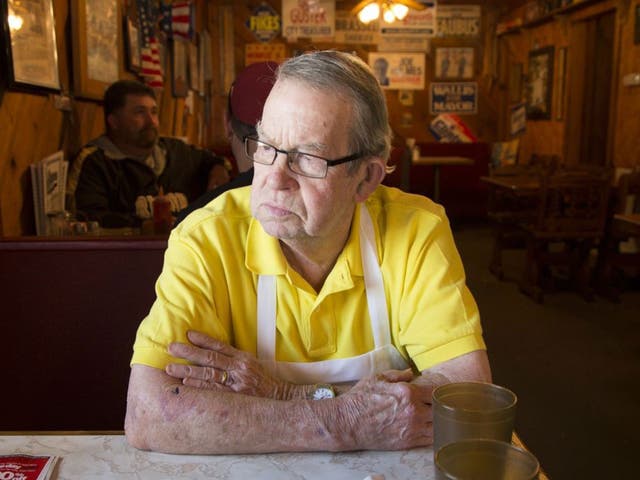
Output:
[160,1,194,40]
[137,0,164,89]
[170,1,194,39]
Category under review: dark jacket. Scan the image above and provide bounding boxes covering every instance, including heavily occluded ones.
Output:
[69,136,225,228]
[174,168,254,226]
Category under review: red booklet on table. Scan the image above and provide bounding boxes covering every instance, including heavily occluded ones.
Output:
[0,455,59,480]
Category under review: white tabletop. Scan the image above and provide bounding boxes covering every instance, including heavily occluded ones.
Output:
[0,434,436,480]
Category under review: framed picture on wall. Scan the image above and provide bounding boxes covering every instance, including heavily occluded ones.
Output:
[123,15,141,73]
[71,0,120,100]
[635,5,640,44]
[555,47,567,120]
[526,46,554,120]
[188,41,199,92]
[171,38,189,98]
[0,0,60,92]
[434,47,474,79]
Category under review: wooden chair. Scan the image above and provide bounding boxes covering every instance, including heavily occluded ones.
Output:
[487,155,559,280]
[595,168,640,300]
[518,170,612,302]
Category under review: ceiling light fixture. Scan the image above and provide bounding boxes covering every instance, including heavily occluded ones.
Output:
[8,10,24,32]
[352,0,425,25]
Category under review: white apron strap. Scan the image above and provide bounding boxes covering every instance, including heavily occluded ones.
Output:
[256,204,408,383]
[359,205,391,349]
[256,274,276,374]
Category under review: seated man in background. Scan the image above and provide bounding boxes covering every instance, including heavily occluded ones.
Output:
[125,51,490,454]
[67,80,230,228]
[174,61,278,225]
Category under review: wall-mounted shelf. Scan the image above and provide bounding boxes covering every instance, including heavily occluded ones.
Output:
[497,0,603,36]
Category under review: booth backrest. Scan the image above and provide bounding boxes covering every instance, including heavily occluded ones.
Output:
[1,237,166,430]
[420,142,491,220]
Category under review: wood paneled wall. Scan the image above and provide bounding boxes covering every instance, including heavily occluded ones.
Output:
[0,0,218,236]
[496,0,640,169]
[1,0,636,235]
[0,0,500,235]
[613,0,640,168]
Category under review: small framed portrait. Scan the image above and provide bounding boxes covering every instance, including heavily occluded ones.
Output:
[526,46,554,120]
[434,47,474,80]
[171,38,189,97]
[71,0,121,100]
[124,15,141,73]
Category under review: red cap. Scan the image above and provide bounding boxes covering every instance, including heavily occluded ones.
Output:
[229,61,279,126]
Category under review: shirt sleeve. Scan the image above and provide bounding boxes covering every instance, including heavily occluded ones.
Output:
[131,229,230,369]
[392,210,485,372]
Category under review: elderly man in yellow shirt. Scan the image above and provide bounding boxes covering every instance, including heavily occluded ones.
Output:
[125,50,491,454]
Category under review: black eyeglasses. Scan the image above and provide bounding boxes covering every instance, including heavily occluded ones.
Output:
[244,136,362,179]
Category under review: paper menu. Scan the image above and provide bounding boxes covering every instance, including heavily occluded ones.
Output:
[0,454,59,480]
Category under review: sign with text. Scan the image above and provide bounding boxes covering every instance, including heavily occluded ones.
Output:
[282,0,335,40]
[429,113,477,142]
[380,2,437,37]
[436,5,481,37]
[246,3,280,42]
[378,35,430,52]
[430,82,478,114]
[245,43,286,66]
[334,10,379,44]
[510,103,527,136]
[369,52,425,90]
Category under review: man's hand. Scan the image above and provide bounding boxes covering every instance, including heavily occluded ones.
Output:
[166,330,300,400]
[134,193,187,219]
[207,164,230,189]
[332,370,435,450]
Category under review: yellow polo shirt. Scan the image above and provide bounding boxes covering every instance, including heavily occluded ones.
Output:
[131,185,485,372]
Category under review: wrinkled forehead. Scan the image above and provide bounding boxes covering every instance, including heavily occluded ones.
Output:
[259,79,353,152]
[263,78,349,119]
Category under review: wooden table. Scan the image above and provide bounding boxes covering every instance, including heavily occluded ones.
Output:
[595,213,640,300]
[0,432,548,480]
[480,175,541,193]
[413,156,475,201]
[614,213,640,228]
[480,175,541,280]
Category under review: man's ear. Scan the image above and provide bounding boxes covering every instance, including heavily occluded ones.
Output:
[106,113,118,132]
[223,110,233,141]
[355,158,386,202]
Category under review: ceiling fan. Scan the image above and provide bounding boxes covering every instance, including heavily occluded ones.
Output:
[351,0,427,24]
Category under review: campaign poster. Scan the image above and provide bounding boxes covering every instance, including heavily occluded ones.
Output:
[436,5,481,37]
[380,2,437,37]
[369,53,425,90]
[430,82,478,114]
[378,35,430,52]
[282,0,335,40]
[334,10,379,45]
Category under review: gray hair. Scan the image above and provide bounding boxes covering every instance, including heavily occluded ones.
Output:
[275,50,393,172]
